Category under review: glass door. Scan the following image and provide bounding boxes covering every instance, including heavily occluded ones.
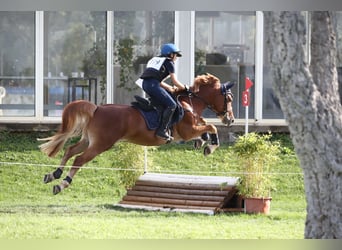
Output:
[195,11,256,119]
[43,11,107,116]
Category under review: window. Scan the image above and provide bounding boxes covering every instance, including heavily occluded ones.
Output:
[0,12,35,117]
[195,11,256,119]
[113,11,174,104]
[43,11,106,116]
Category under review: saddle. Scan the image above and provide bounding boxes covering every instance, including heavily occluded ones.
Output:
[131,95,156,112]
[131,95,184,130]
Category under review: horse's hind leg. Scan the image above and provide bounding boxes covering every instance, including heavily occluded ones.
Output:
[44,138,89,184]
[52,142,110,195]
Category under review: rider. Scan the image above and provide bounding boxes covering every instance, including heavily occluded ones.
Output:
[140,43,187,141]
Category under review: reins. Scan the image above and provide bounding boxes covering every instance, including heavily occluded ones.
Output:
[177,87,233,117]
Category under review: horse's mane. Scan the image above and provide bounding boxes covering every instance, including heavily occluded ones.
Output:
[192,73,220,93]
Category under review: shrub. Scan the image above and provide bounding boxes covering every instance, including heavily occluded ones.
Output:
[232,132,281,198]
[112,142,146,189]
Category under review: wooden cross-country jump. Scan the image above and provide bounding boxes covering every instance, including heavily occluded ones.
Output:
[116,173,243,215]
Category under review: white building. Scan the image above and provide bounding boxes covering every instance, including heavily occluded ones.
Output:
[0,11,341,131]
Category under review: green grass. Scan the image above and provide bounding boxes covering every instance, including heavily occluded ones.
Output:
[0,131,306,239]
[0,209,305,239]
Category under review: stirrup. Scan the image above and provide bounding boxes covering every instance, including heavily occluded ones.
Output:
[156,132,173,141]
[156,129,173,141]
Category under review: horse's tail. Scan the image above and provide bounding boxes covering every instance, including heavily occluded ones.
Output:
[38,100,97,157]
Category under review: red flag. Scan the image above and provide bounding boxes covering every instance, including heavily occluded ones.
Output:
[245,77,254,90]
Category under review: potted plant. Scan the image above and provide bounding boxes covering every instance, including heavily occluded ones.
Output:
[232,132,280,214]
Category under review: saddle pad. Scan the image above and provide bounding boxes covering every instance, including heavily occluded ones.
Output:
[134,108,160,130]
[133,105,184,131]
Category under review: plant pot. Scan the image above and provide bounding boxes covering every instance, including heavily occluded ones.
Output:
[244,197,272,214]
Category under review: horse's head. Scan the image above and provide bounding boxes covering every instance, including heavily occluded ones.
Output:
[192,73,235,126]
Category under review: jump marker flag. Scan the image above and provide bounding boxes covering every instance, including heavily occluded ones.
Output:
[242,77,254,134]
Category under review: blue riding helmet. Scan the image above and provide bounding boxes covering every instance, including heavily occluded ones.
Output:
[160,43,182,57]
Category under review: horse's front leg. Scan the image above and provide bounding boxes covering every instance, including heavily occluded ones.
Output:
[181,123,220,156]
[200,126,220,156]
[192,116,210,149]
[193,132,210,149]
[204,132,220,156]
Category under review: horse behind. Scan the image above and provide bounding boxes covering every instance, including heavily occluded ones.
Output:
[39,73,235,195]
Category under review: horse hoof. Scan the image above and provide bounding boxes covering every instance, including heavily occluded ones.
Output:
[203,146,212,156]
[53,185,61,195]
[204,145,218,156]
[193,139,205,149]
[44,173,54,184]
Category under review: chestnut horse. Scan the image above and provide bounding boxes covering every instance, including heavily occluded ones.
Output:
[39,73,235,195]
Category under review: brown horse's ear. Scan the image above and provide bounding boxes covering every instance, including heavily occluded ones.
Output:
[193,84,199,92]
[195,74,208,84]
[201,74,209,83]
[193,74,205,92]
[206,73,218,83]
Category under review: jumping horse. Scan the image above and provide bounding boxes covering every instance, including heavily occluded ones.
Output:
[39,73,235,195]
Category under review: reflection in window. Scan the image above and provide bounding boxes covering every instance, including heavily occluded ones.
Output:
[195,11,256,119]
[261,66,283,119]
[113,11,174,104]
[0,12,35,116]
[44,11,106,116]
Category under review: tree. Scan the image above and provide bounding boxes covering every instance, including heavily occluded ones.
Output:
[264,11,342,238]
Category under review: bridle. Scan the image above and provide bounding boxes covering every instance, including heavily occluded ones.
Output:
[186,82,234,117]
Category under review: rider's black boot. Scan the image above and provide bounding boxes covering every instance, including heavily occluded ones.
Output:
[156,107,175,141]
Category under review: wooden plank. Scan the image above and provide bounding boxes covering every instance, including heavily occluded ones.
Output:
[126,190,226,202]
[115,203,216,215]
[122,195,221,207]
[135,180,232,191]
[118,200,217,211]
[131,185,230,196]
[139,173,236,182]
[139,173,238,186]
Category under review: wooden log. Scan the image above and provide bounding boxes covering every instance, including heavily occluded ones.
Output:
[126,190,226,202]
[131,185,230,196]
[119,200,217,211]
[122,195,221,207]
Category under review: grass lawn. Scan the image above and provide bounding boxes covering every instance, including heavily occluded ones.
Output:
[0,132,306,239]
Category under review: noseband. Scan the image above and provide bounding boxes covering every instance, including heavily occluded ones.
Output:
[217,82,234,116]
